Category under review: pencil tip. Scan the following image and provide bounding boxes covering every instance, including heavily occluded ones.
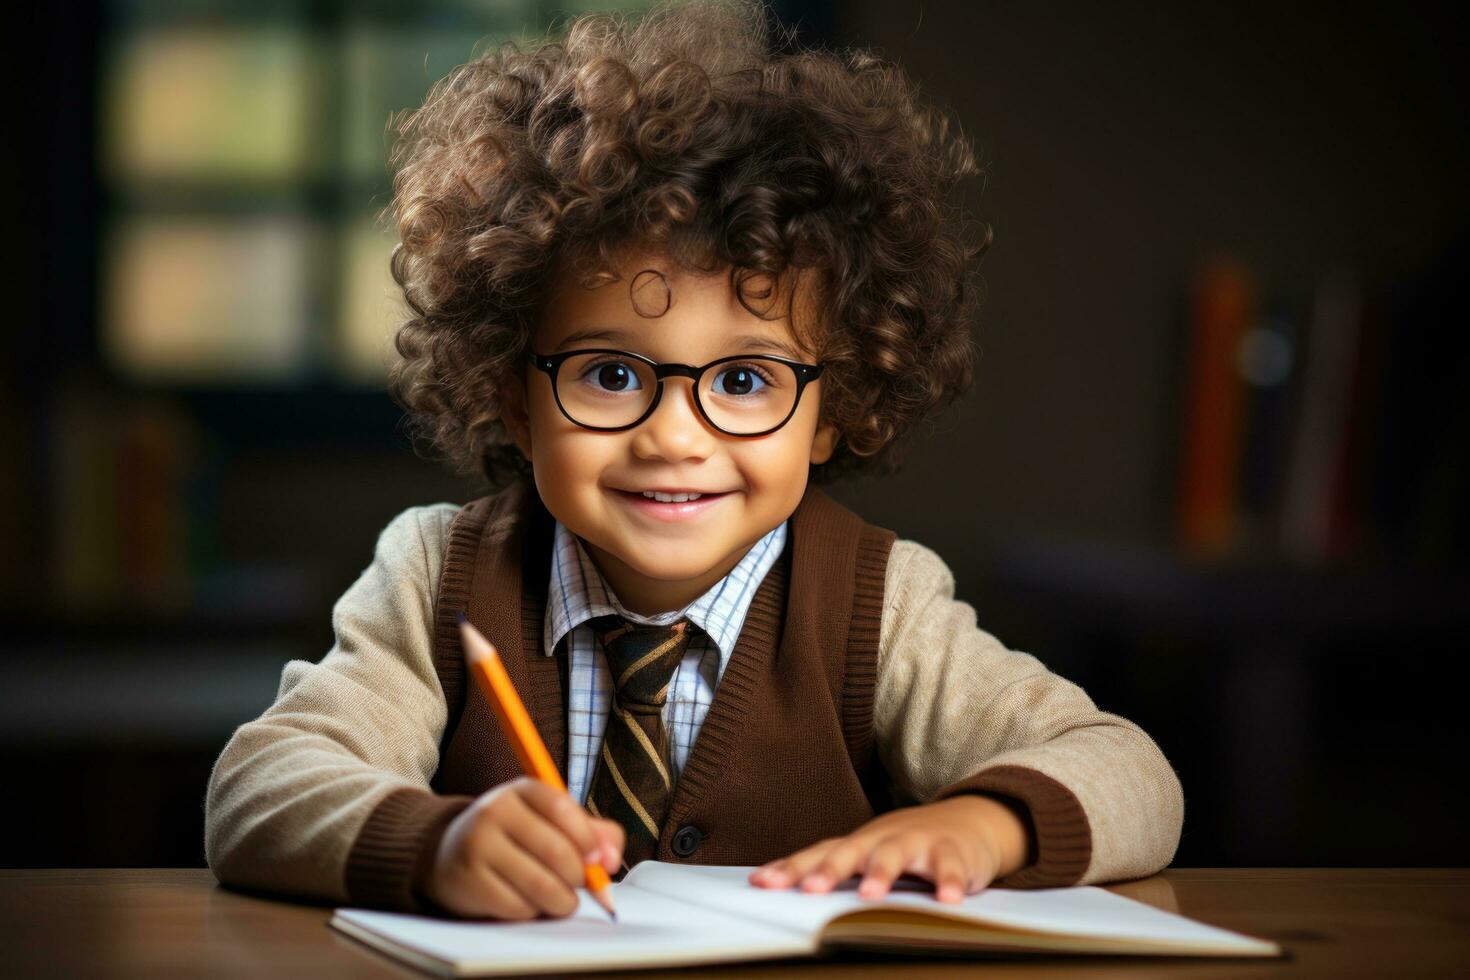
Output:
[591,890,618,921]
[455,610,467,625]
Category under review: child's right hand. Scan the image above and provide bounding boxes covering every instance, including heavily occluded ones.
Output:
[418,776,625,919]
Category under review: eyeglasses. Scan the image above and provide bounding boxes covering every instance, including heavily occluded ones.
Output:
[530,348,824,436]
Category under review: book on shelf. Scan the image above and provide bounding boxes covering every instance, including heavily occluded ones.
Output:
[50,384,204,609]
[1175,247,1469,572]
[1279,274,1364,565]
[1236,302,1302,552]
[1176,259,1254,556]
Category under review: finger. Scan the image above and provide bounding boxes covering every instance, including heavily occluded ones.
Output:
[929,838,970,904]
[964,836,1002,894]
[751,838,838,888]
[487,834,581,919]
[857,834,913,900]
[501,797,590,890]
[516,780,606,867]
[749,859,788,887]
[592,818,625,873]
[458,861,538,921]
[802,836,872,893]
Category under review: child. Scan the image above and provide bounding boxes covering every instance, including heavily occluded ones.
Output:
[205,0,1182,920]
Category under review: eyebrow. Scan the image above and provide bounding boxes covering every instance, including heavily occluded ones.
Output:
[553,327,807,361]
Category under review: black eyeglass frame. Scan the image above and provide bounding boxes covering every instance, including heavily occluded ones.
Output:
[530,348,824,437]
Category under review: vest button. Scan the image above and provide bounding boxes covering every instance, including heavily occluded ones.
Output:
[671,825,703,858]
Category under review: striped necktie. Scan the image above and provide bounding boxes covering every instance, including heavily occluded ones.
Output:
[585,614,695,870]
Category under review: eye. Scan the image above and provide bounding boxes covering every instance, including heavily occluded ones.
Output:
[711,363,772,396]
[580,357,643,393]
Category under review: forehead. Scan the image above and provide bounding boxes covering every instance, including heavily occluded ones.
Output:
[537,250,823,359]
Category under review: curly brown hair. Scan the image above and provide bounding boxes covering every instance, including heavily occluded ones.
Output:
[384,0,989,486]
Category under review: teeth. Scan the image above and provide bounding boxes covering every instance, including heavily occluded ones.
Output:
[642,490,702,502]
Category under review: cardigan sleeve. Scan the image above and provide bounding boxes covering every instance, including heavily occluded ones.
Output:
[203,503,473,909]
[873,539,1184,888]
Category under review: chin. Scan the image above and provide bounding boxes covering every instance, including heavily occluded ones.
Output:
[628,557,722,583]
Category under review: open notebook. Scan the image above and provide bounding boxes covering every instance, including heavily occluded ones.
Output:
[331,863,1280,976]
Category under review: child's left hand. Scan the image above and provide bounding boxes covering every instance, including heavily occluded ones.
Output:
[748,795,1032,903]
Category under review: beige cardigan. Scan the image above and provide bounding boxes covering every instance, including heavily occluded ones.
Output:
[204,504,1184,903]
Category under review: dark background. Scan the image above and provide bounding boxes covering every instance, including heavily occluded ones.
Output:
[5,0,1466,872]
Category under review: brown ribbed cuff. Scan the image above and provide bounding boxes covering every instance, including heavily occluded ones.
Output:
[344,787,475,911]
[932,764,1092,888]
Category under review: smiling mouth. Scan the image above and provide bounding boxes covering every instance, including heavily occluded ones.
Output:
[613,488,732,501]
[639,490,717,502]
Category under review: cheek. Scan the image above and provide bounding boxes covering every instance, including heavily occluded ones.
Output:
[535,429,614,480]
[525,401,618,498]
[530,433,622,535]
[733,428,818,501]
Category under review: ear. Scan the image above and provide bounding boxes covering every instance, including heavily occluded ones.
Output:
[501,372,534,459]
[809,421,839,465]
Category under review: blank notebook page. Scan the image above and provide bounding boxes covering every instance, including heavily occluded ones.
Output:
[625,864,1278,955]
[332,882,812,975]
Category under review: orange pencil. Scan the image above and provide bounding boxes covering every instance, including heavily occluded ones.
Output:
[456,612,618,921]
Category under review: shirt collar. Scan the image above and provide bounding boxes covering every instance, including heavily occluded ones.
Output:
[543,518,788,663]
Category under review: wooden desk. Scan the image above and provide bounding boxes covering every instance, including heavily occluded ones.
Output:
[1,869,1464,978]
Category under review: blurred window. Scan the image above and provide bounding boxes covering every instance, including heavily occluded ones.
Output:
[99,0,656,386]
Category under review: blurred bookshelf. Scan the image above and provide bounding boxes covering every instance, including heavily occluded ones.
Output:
[1167,252,1468,574]
[951,244,1470,867]
[2,0,666,869]
[10,0,658,630]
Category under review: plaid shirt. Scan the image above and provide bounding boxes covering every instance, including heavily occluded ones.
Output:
[543,519,788,806]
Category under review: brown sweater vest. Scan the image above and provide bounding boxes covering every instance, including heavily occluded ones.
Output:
[427,479,898,865]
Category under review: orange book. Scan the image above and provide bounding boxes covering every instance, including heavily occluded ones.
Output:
[1178,260,1255,555]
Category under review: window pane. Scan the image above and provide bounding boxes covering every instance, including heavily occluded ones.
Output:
[341,23,517,184]
[103,26,321,181]
[105,215,317,382]
[336,212,406,383]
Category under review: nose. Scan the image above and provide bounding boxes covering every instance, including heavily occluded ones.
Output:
[630,377,717,462]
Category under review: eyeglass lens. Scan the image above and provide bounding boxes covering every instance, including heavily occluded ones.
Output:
[553,352,800,434]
